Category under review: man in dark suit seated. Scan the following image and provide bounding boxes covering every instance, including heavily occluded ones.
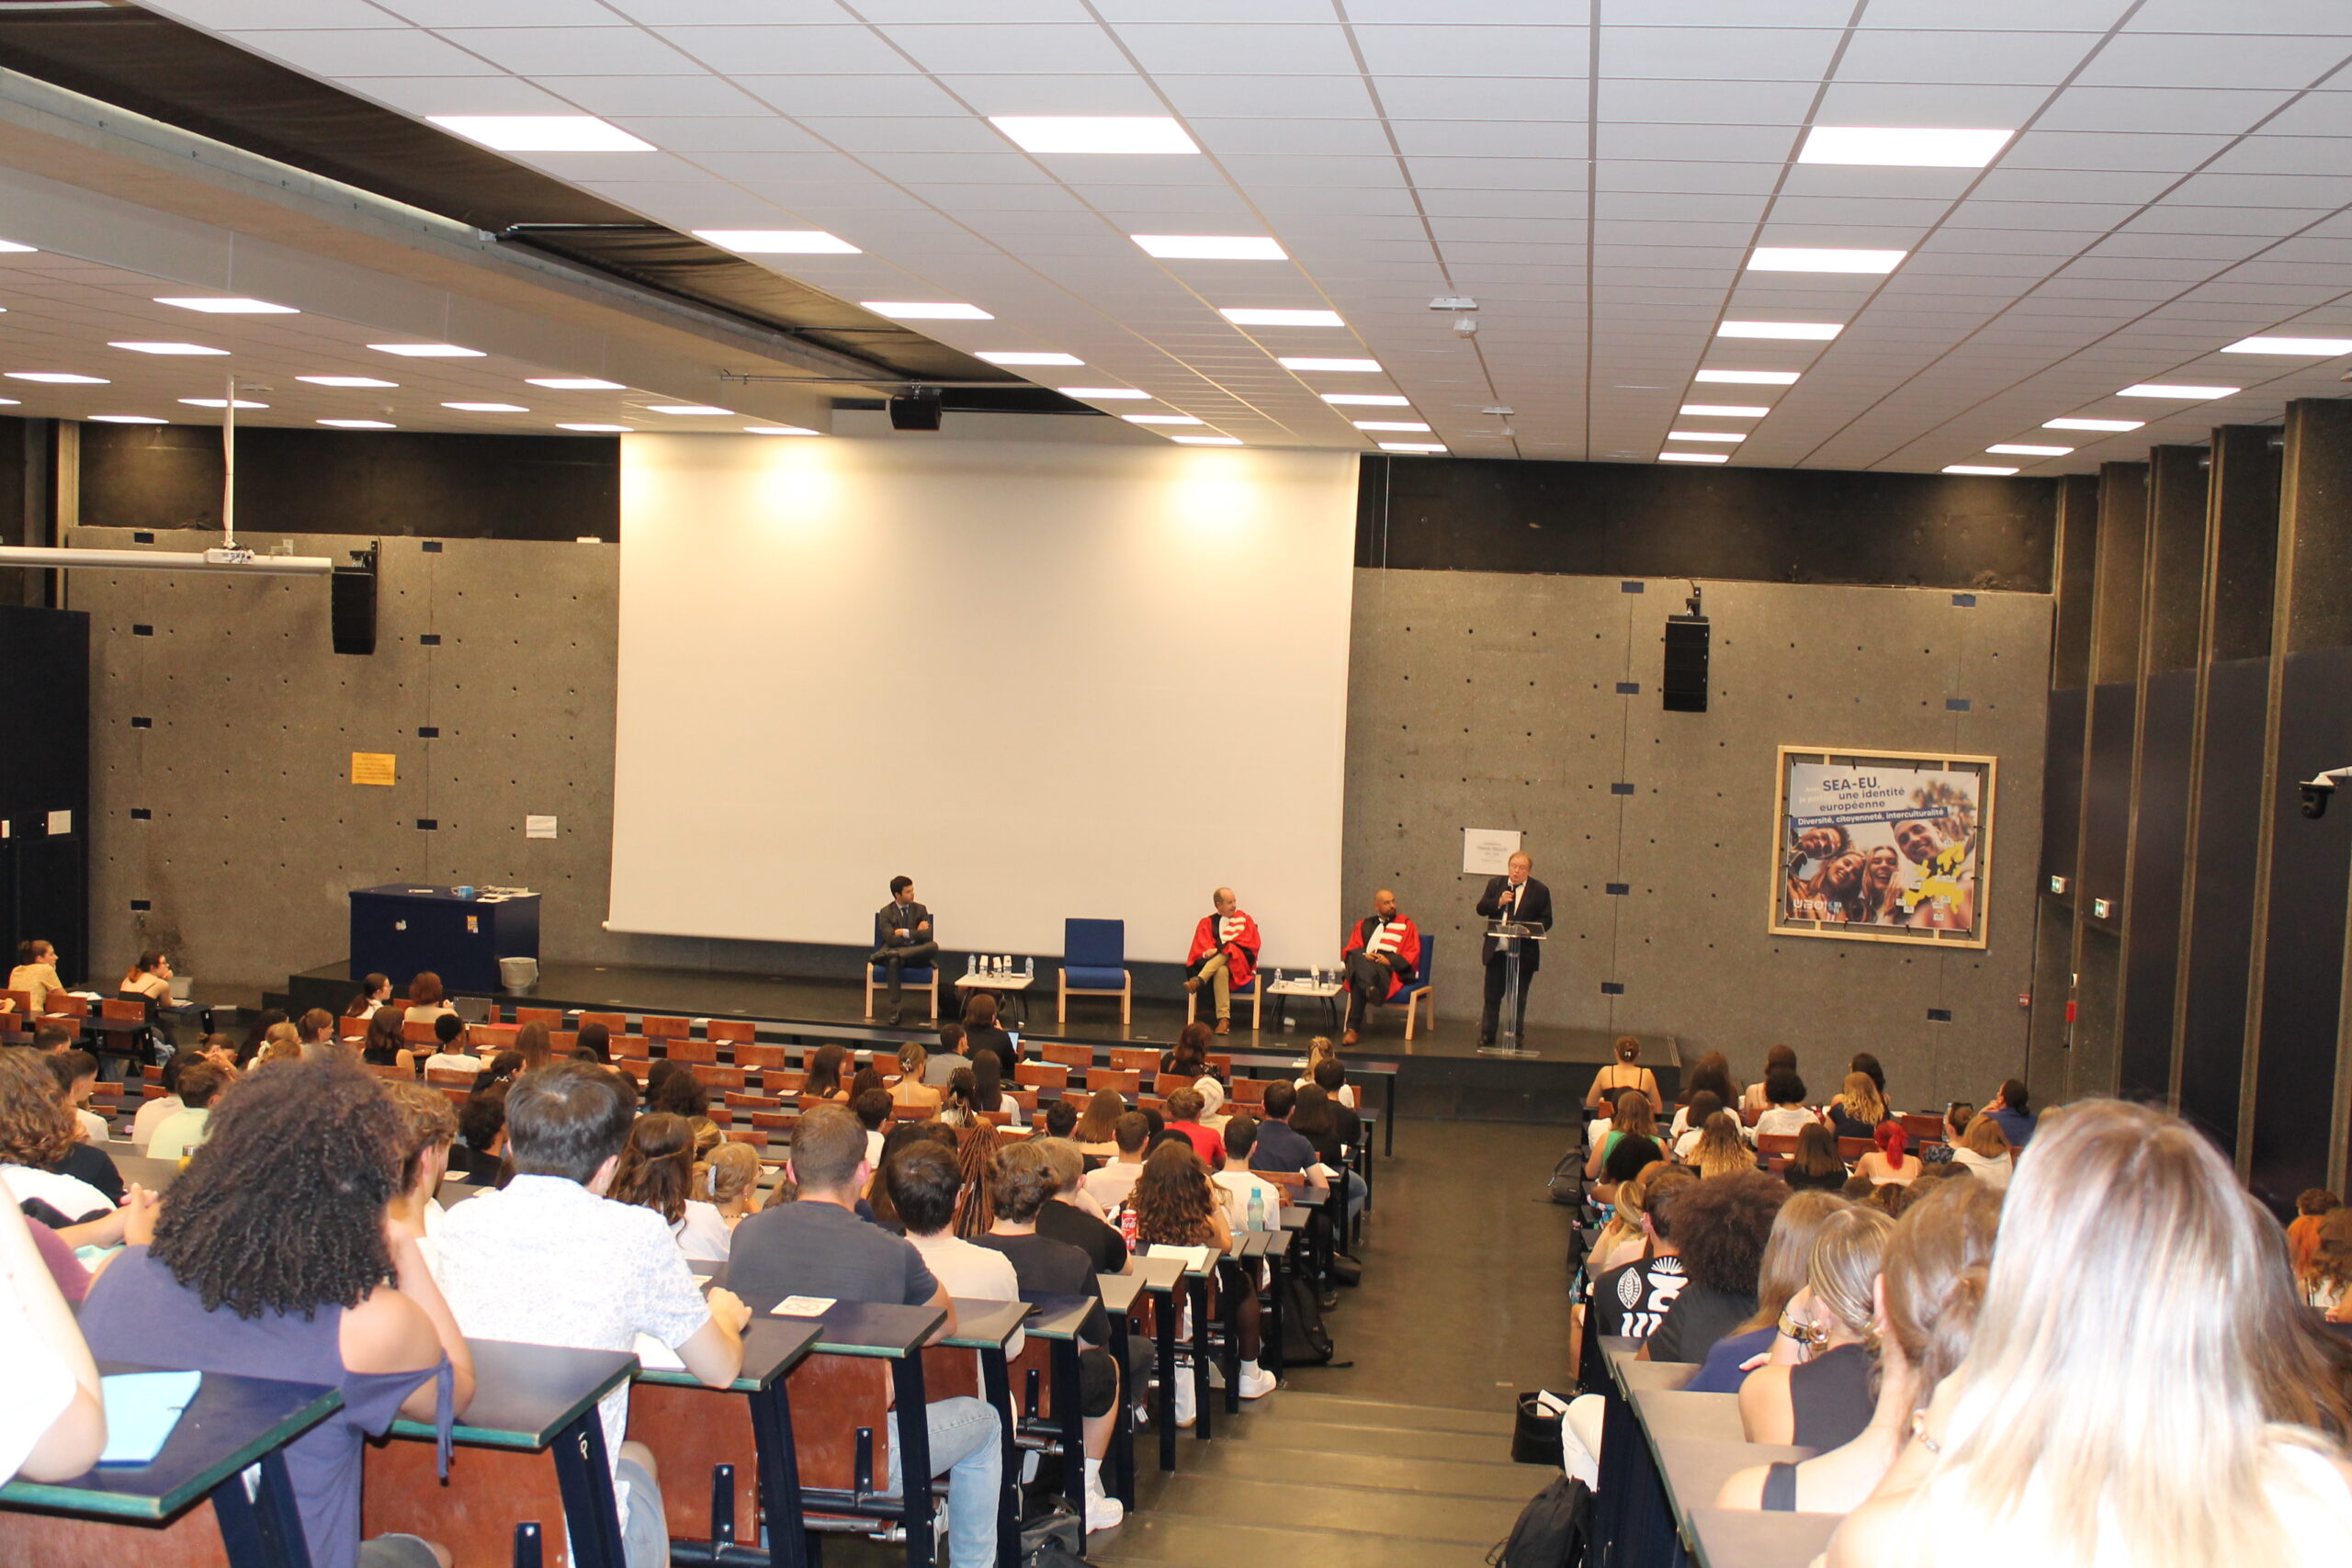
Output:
[869,874,937,1025]
[1476,851,1553,1047]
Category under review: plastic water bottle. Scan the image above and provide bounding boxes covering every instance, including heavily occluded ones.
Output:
[965,953,976,976]
[1117,1201,1140,1251]
[1247,1189,1267,1234]
[1024,955,1035,980]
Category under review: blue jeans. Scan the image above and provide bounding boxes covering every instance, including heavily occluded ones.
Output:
[1342,1169,1367,1230]
[888,1396,1001,1568]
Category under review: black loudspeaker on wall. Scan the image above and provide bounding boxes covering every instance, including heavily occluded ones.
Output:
[331,545,379,656]
[888,388,944,431]
[1663,584,1710,713]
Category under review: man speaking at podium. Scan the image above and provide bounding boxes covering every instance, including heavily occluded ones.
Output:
[1476,851,1553,1047]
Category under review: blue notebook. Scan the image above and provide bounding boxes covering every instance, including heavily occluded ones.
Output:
[97,1371,201,1467]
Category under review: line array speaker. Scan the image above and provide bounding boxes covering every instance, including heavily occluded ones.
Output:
[331,545,379,656]
[1663,615,1710,713]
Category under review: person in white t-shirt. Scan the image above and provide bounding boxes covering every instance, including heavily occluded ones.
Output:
[1211,1116,1287,1234]
[421,1014,484,1077]
[147,1063,228,1162]
[436,1066,748,1568]
[1753,1067,1822,1140]
[0,1181,107,1484]
[890,1141,1024,1366]
[609,1112,734,1265]
[1948,1113,2012,1190]
[1080,1111,1150,1216]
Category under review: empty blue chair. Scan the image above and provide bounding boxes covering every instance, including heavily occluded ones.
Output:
[1394,936,1436,1040]
[1058,918,1131,1028]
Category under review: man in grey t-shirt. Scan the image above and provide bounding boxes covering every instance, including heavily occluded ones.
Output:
[726,1108,1001,1568]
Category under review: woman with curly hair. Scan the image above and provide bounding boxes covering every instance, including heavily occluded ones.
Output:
[78,1055,474,1568]
[1643,1170,1791,1363]
[611,1111,731,1264]
[1129,1141,1240,1424]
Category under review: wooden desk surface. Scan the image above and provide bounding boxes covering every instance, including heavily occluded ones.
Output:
[390,1339,635,1450]
[638,1318,820,1393]
[1686,1505,1840,1568]
[0,1365,341,1523]
[942,1299,1029,1351]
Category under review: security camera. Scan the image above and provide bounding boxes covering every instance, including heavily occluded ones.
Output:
[2301,767,2352,818]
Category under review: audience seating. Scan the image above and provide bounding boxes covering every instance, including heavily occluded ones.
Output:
[1756,1133,1800,1158]
[1087,1068,1141,1099]
[578,1011,627,1034]
[1015,1062,1069,1090]
[1057,919,1132,1027]
[663,1037,718,1064]
[709,1020,755,1044]
[641,1014,691,1040]
[1042,1043,1092,1070]
[401,1020,438,1044]
[514,1007,563,1027]
[1110,1048,1159,1076]
[1837,1135,1876,1161]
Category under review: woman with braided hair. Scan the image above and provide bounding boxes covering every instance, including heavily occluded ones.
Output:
[77,1056,475,1568]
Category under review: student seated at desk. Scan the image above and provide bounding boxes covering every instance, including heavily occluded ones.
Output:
[1292,1083,1367,1232]
[805,1043,852,1105]
[1642,1171,1788,1364]
[1589,1164,1697,1341]
[974,1141,1142,1534]
[383,1081,457,1279]
[7,938,68,1017]
[1133,1140,1277,1418]
[1668,1052,1741,1141]
[436,1062,750,1568]
[420,1013,483,1076]
[0,1182,107,1485]
[79,1057,475,1568]
[1947,1113,2012,1190]
[1739,1205,1893,1450]
[610,1111,733,1264]
[726,1105,1001,1568]
[1781,1124,1849,1194]
[1826,1101,2352,1568]
[1246,1081,1316,1176]
[1212,1115,1290,1234]
[296,1009,342,1064]
[853,1087,893,1169]
[1583,1037,1663,1117]
[1682,1190,1849,1394]
[400,972,456,1031]
[146,1062,228,1162]
[1032,1138,1122,1263]
[345,972,393,1022]
[134,1046,202,1146]
[448,1084,508,1185]
[1753,1068,1822,1139]
[117,949,190,1035]
[890,1041,943,1115]
[1585,1089,1668,1207]
[925,1022,970,1089]
[46,1050,107,1145]
[891,1142,1022,1346]
[0,1051,130,1251]
[362,1012,423,1077]
[698,1142,765,1230]
[1720,1179,1999,1514]
[1162,1087,1222,1169]
[1826,1071,1892,1143]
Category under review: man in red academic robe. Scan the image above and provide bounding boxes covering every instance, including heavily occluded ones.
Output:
[1184,887,1260,1035]
[1340,888,1420,1045]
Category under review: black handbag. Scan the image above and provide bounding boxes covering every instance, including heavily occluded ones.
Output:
[1510,1392,1566,1466]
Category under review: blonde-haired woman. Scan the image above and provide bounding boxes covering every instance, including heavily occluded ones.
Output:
[1828,1072,1890,1141]
[1721,1178,2001,1512]
[1827,1100,2352,1568]
[698,1141,765,1229]
[1948,1113,2012,1190]
[1688,1111,1756,1181]
[1740,1204,1894,1448]
[1684,1190,1851,1392]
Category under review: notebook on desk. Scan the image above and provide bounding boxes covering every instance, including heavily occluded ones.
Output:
[98,1371,200,1466]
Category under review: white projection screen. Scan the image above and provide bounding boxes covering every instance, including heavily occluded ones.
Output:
[609,433,1358,967]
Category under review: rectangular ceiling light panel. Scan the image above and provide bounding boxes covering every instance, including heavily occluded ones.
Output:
[861,302,992,320]
[1681,404,1770,417]
[978,351,1082,366]
[692,230,859,254]
[1132,234,1287,260]
[1798,127,2013,168]
[2117,383,2237,400]
[2044,417,2143,432]
[156,296,296,314]
[1221,308,1346,328]
[990,117,1199,155]
[428,116,653,152]
[1717,321,1842,341]
[1282,357,1381,372]
[2222,336,2352,356]
[1748,247,1905,274]
[1695,369,1801,385]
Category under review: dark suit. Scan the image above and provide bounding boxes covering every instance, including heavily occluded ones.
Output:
[1476,874,1553,1043]
[869,898,938,1016]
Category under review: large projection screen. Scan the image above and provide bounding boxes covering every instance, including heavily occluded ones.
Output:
[609,433,1358,966]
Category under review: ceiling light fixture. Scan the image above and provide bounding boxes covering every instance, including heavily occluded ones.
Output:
[860,301,992,321]
[7,372,107,383]
[1667,431,1745,443]
[1221,308,1346,328]
[1378,442,1446,453]
[2117,383,2238,400]
[558,423,634,432]
[442,401,528,412]
[1322,393,1409,406]
[370,344,482,357]
[88,414,166,423]
[1987,443,2073,457]
[2221,335,2352,356]
[1124,413,1203,425]
[1747,247,1906,274]
[1681,403,1770,418]
[155,296,296,314]
[1280,356,1381,372]
[648,404,733,416]
[527,378,627,390]
[1171,435,1242,446]
[0,239,35,253]
[110,342,227,355]
[427,115,653,152]
[1695,369,1802,385]
[1717,321,1842,341]
[978,351,1082,367]
[1943,464,2018,476]
[1658,451,1727,463]
[1353,420,1431,432]
[691,229,859,254]
[744,424,820,435]
[318,419,395,429]
[2044,417,2143,432]
[989,116,1198,155]
[1058,387,1150,399]
[1798,126,2014,168]
[178,398,267,409]
[1132,234,1286,261]
[300,376,398,388]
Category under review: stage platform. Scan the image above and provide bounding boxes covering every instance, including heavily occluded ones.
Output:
[278,958,1675,1125]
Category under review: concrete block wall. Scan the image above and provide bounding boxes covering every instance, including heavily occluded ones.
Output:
[1342,569,2052,1111]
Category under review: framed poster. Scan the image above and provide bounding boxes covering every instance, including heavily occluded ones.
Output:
[1770,747,1996,948]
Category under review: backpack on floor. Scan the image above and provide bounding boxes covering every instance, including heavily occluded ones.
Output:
[1546,1147,1584,1206]
[1487,1474,1593,1568]
[1279,1270,1337,1366]
[1018,1503,1089,1568]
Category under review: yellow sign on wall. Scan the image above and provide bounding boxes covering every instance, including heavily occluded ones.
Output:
[351,752,397,786]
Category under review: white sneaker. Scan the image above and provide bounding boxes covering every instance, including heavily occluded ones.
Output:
[1238,1360,1278,1399]
[1083,1459,1125,1534]
[1173,1371,1197,1428]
